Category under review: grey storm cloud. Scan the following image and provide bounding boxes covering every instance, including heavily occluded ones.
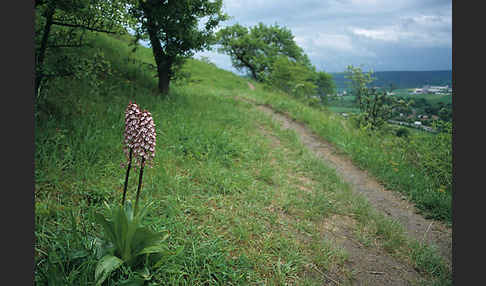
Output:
[195,0,452,73]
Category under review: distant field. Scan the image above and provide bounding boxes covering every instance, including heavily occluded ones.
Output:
[327,106,360,114]
[394,92,451,103]
[331,70,452,90]
[329,92,451,110]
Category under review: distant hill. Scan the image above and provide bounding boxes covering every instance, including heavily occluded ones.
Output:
[330,70,452,90]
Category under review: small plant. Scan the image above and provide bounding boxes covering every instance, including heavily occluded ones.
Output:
[94,201,168,285]
[94,102,163,285]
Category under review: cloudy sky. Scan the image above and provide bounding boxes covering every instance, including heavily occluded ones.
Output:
[194,0,452,74]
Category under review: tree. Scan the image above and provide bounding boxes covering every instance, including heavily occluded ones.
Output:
[344,65,374,109]
[346,65,406,130]
[128,0,227,94]
[359,88,407,130]
[266,55,317,98]
[315,71,335,97]
[35,0,130,99]
[216,22,310,82]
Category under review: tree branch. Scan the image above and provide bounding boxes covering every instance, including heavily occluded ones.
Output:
[51,20,119,34]
[43,71,76,79]
[48,44,90,49]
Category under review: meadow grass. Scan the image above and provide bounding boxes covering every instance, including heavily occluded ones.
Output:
[239,86,452,224]
[326,106,360,114]
[35,32,450,285]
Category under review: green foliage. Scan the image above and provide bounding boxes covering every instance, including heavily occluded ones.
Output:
[358,88,408,130]
[95,255,124,286]
[400,121,452,194]
[344,65,375,107]
[94,201,169,285]
[265,55,317,99]
[217,22,310,81]
[35,0,130,98]
[346,65,408,130]
[216,22,335,104]
[315,71,336,98]
[409,242,452,285]
[128,0,228,93]
[396,127,410,138]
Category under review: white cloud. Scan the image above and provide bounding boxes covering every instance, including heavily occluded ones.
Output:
[205,0,451,72]
[350,12,451,47]
[313,34,354,52]
[296,32,376,59]
[350,0,379,5]
[351,26,412,42]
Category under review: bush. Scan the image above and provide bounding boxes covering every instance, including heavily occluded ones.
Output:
[266,55,317,99]
[396,127,410,138]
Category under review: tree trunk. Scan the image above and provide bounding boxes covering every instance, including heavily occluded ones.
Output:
[148,33,171,95]
[237,54,258,81]
[155,57,171,94]
[35,5,55,99]
[143,3,172,95]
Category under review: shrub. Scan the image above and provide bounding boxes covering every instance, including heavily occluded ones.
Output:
[396,127,410,138]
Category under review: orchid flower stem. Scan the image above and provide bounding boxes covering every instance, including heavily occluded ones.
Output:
[122,148,133,206]
[134,157,146,215]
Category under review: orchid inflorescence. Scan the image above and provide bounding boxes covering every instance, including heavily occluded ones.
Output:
[122,101,157,209]
[132,109,156,167]
[123,102,156,168]
[123,101,141,158]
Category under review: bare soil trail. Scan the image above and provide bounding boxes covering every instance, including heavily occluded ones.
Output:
[240,96,452,284]
[254,103,452,262]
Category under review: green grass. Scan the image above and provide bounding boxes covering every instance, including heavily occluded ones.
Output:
[240,83,452,223]
[329,93,451,110]
[35,32,451,285]
[327,106,360,114]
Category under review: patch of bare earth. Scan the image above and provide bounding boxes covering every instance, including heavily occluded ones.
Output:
[257,124,424,286]
[320,214,422,285]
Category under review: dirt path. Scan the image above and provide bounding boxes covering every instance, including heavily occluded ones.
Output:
[256,123,427,285]
[253,103,452,262]
[235,93,453,284]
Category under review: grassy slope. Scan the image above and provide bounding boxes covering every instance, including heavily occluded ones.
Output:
[35,32,450,285]
[241,83,452,223]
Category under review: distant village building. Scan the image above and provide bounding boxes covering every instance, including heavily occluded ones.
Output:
[424,85,449,94]
[335,90,347,97]
[410,85,450,95]
[412,88,424,94]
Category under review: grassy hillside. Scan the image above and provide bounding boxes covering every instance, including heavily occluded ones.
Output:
[35,32,451,285]
[242,89,452,222]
